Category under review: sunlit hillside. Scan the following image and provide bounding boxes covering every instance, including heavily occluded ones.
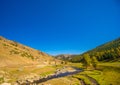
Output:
[0,36,61,67]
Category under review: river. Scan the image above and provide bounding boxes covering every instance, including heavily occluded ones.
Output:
[28,67,82,84]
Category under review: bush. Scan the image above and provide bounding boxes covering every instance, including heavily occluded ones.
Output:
[2,43,8,46]
[21,52,34,59]
[10,50,20,55]
[0,77,4,84]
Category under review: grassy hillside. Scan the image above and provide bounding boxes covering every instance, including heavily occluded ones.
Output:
[0,36,63,84]
[0,36,61,67]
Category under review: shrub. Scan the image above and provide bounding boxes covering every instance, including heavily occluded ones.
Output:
[0,77,4,84]
[2,43,8,46]
[21,52,34,59]
[10,50,20,55]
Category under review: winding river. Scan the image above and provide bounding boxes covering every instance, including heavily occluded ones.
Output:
[16,66,99,85]
[28,67,82,84]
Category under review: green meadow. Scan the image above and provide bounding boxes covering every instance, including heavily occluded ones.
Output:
[72,61,120,85]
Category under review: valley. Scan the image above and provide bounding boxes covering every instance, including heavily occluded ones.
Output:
[1,0,120,84]
[0,36,120,85]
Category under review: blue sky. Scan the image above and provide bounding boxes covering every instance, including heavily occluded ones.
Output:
[0,0,120,55]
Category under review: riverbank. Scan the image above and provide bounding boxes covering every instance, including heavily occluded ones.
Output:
[0,64,83,85]
[0,65,61,84]
[15,66,82,85]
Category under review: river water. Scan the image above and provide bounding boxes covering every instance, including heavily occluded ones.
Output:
[32,67,82,84]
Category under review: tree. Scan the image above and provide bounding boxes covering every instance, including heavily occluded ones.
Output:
[116,48,120,57]
[83,54,92,69]
[92,56,98,69]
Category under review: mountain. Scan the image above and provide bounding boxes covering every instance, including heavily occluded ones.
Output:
[55,54,76,61]
[86,37,120,53]
[0,36,60,67]
[71,37,120,62]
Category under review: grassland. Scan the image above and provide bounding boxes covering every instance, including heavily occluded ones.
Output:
[0,61,120,85]
[72,61,120,85]
[40,76,81,85]
[37,61,120,85]
[0,65,64,84]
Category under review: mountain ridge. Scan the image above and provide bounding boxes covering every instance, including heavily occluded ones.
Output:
[55,54,77,61]
[70,37,120,62]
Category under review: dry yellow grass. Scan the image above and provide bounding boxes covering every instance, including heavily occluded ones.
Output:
[0,36,63,84]
[0,36,61,67]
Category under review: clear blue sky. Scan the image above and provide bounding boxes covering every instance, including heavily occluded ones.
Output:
[0,0,120,55]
